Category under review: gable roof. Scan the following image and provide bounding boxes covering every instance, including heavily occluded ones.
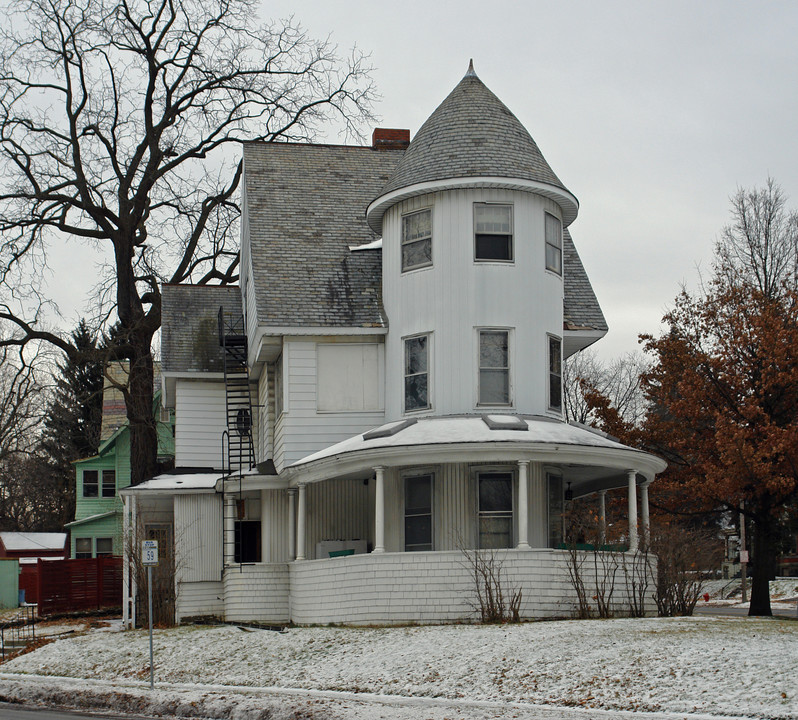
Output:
[368,63,578,232]
[162,285,242,373]
[243,142,404,329]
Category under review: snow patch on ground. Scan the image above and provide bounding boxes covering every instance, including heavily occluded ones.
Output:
[2,616,796,719]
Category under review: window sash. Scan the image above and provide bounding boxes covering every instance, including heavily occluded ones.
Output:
[474,204,513,261]
[101,470,116,498]
[404,335,430,411]
[545,213,562,275]
[405,474,433,551]
[548,336,562,411]
[547,474,564,548]
[95,537,113,556]
[75,537,92,558]
[478,472,513,549]
[402,210,432,271]
[83,470,98,498]
[478,330,510,405]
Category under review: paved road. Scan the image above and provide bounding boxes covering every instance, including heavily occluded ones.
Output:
[694,604,798,618]
[0,704,153,720]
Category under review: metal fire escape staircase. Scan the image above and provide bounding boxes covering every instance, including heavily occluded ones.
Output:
[218,307,255,569]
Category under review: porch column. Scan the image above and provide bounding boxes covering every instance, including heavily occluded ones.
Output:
[122,494,130,629]
[260,489,270,563]
[373,466,385,553]
[130,494,137,629]
[296,484,307,561]
[598,490,607,546]
[627,470,638,552]
[516,460,530,549]
[224,494,236,565]
[287,489,297,561]
[640,480,651,547]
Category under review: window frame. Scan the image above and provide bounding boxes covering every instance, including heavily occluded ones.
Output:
[545,212,563,276]
[75,537,92,558]
[403,333,431,413]
[101,469,116,498]
[476,469,515,549]
[401,208,433,272]
[477,328,512,407]
[548,334,563,413]
[473,203,514,263]
[546,472,564,548]
[403,471,434,552]
[82,469,98,498]
[95,537,113,556]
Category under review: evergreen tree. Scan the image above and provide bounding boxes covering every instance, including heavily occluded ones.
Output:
[38,320,104,527]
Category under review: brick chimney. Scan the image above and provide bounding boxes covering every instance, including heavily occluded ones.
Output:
[372,128,410,151]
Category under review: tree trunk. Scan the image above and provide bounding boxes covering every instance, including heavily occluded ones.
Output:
[748,516,774,616]
[127,341,158,487]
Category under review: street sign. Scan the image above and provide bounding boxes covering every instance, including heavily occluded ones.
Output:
[739,550,749,564]
[142,539,159,566]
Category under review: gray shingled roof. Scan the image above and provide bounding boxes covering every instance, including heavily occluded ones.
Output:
[374,65,573,209]
[563,229,608,332]
[244,143,403,328]
[161,284,242,372]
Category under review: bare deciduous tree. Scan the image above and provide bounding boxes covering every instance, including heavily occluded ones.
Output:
[715,177,798,299]
[564,349,648,429]
[0,0,376,485]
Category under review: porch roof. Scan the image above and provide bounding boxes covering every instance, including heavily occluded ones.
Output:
[284,415,667,490]
[119,472,221,496]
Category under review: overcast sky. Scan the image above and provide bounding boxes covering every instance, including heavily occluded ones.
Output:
[260,0,798,360]
[48,0,798,362]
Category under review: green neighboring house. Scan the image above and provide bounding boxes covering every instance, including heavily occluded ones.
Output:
[66,363,174,558]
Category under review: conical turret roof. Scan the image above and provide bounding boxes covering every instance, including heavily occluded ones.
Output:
[367,62,578,232]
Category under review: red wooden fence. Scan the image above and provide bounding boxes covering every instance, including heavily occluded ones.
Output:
[23,557,122,615]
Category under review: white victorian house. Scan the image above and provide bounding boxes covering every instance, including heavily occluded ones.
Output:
[121,63,666,626]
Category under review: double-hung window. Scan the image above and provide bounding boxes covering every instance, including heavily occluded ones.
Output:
[548,335,562,412]
[83,470,98,498]
[96,538,113,556]
[404,334,430,412]
[478,329,510,405]
[401,209,432,271]
[405,473,433,551]
[478,472,513,549]
[474,204,513,261]
[547,473,564,548]
[101,470,116,498]
[75,538,92,559]
[545,213,563,275]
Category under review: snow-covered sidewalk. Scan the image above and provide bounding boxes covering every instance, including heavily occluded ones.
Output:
[1,615,796,719]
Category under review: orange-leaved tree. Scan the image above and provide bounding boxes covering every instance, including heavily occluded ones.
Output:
[640,282,798,616]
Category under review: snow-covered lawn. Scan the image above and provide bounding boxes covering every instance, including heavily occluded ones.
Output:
[2,615,796,719]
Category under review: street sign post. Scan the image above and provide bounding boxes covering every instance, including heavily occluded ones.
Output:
[141,540,158,689]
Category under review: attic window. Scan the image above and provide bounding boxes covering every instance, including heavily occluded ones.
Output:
[402,209,432,271]
[474,204,513,262]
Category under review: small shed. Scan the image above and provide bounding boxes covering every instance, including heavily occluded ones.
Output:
[0,532,68,562]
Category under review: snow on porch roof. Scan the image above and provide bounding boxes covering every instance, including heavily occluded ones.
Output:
[287,415,667,479]
[120,472,222,495]
[0,532,66,551]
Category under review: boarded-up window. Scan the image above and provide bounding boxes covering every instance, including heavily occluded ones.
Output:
[317,344,382,412]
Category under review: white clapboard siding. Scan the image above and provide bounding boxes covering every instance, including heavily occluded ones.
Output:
[174,494,222,583]
[262,489,289,562]
[382,188,564,419]
[302,479,370,559]
[175,379,257,469]
[274,340,386,469]
[176,581,224,622]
